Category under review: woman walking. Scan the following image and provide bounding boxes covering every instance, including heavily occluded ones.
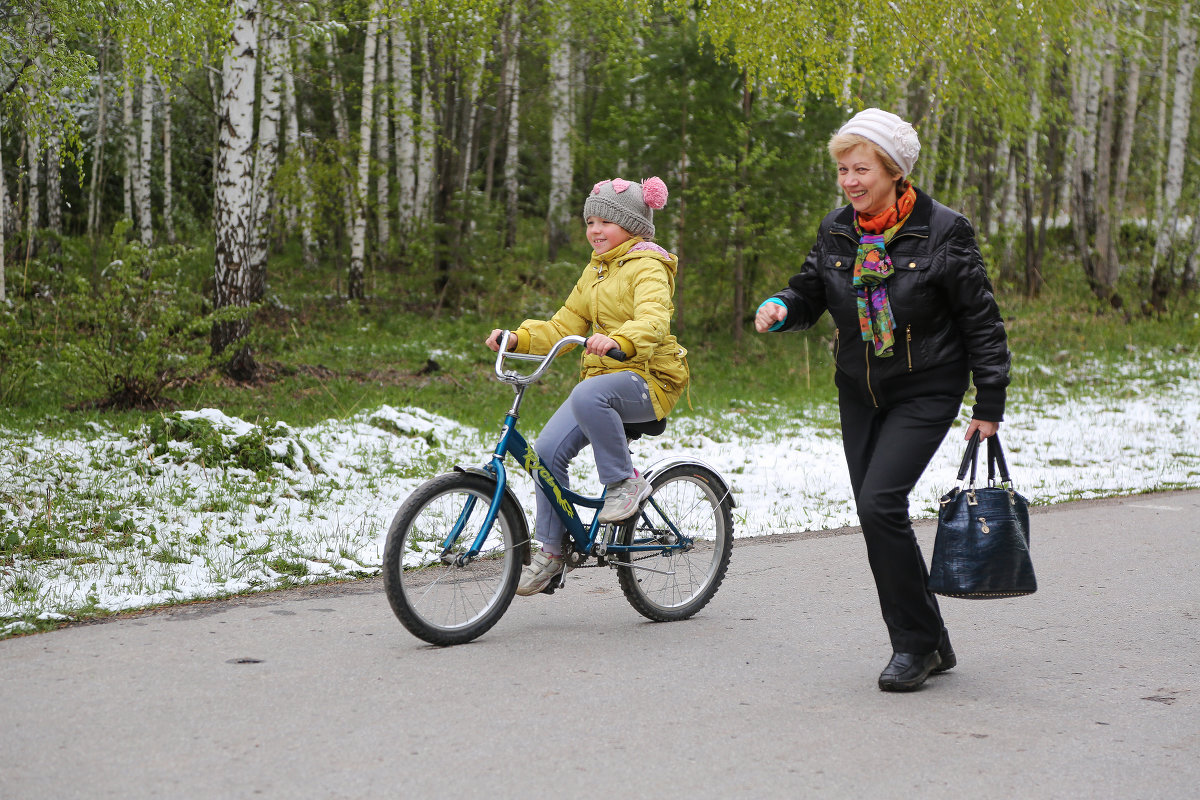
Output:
[755,108,1010,691]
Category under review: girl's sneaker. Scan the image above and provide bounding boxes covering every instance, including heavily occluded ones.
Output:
[516,551,572,596]
[597,476,652,523]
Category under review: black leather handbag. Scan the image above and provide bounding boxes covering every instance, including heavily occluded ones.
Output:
[928,431,1037,598]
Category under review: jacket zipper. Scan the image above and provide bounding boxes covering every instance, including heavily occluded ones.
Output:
[906,325,913,372]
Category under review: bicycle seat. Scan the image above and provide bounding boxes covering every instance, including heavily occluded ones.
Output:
[624,418,667,440]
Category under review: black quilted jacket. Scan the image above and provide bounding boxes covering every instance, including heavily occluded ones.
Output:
[770,187,1010,421]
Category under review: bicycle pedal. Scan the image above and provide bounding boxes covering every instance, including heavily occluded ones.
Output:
[538,583,558,595]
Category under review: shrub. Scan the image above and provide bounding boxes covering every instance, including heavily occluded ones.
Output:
[59,225,252,409]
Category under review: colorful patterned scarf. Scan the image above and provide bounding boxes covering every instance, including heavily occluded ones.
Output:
[853,183,916,357]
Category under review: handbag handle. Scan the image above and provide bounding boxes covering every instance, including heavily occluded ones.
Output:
[986,433,1015,486]
[954,430,982,487]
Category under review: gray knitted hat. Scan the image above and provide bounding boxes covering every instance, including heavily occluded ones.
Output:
[582,177,668,238]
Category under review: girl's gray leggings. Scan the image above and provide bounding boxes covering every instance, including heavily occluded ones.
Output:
[533,371,657,554]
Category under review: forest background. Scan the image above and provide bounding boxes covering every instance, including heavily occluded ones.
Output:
[2,0,1199,406]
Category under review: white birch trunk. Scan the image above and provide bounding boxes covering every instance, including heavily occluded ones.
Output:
[1154,17,1170,220]
[415,27,435,223]
[161,81,175,245]
[136,62,154,245]
[989,137,1011,235]
[1069,31,1101,283]
[546,9,573,259]
[249,20,282,300]
[281,38,316,267]
[376,28,391,250]
[321,10,354,234]
[25,127,41,257]
[1152,2,1198,271]
[502,3,521,249]
[87,43,108,237]
[122,65,135,222]
[460,48,486,196]
[46,126,61,247]
[212,0,259,375]
[1094,24,1118,288]
[1113,4,1144,225]
[348,1,381,300]
[922,61,946,194]
[1,118,6,301]
[391,9,415,228]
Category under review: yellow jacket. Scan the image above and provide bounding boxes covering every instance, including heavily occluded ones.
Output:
[513,238,688,419]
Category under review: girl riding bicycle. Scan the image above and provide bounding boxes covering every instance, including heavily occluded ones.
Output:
[485,176,688,596]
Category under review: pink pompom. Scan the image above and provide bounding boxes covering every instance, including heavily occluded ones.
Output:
[641,176,668,210]
[610,178,631,193]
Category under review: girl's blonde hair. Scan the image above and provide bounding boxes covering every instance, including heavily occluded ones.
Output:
[827,133,904,180]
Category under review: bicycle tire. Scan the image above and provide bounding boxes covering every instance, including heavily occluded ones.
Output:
[382,472,524,645]
[616,463,733,622]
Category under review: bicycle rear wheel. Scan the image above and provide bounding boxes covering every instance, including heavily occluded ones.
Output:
[382,472,524,645]
[616,463,733,622]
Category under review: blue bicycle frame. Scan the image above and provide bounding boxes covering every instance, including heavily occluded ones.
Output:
[447,333,691,564]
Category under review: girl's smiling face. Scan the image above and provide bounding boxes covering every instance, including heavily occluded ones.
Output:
[836,144,900,217]
[586,217,632,254]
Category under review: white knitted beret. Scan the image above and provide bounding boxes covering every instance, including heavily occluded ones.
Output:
[838,108,921,177]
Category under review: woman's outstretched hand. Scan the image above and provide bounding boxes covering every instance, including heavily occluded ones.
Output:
[755,302,787,333]
[965,418,999,440]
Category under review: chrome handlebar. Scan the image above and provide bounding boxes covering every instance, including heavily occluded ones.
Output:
[492,332,625,385]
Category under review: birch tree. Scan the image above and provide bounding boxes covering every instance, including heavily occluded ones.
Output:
[390,4,416,229]
[212,0,259,378]
[134,61,154,245]
[1150,1,1198,311]
[414,26,435,222]
[348,0,382,300]
[161,78,175,244]
[87,40,109,238]
[1,117,6,301]
[280,34,317,267]
[248,13,282,298]
[120,62,135,222]
[546,4,573,260]
[320,8,354,235]
[375,26,391,250]
[500,0,521,249]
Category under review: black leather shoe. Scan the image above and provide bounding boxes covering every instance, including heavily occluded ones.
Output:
[878,650,942,692]
[933,630,956,674]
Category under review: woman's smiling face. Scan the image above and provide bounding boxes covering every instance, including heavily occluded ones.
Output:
[837,144,899,217]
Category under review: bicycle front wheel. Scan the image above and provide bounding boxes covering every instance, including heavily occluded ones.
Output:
[616,463,734,622]
[382,472,524,645]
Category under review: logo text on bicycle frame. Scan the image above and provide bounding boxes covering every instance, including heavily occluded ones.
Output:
[522,449,574,519]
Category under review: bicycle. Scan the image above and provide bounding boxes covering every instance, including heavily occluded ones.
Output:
[382,332,735,646]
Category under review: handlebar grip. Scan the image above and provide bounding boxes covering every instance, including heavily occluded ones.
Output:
[604,348,626,362]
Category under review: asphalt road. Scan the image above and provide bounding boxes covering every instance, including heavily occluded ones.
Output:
[2,491,1197,799]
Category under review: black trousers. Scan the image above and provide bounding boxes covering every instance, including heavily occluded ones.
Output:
[839,391,961,653]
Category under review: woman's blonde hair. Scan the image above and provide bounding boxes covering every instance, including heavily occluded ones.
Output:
[827,133,904,180]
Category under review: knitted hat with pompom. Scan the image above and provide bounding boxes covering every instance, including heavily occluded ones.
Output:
[583,177,668,238]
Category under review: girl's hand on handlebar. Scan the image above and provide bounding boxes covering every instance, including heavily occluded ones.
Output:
[584,334,619,356]
[485,329,516,352]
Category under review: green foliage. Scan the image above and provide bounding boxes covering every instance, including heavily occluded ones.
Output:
[0,302,37,406]
[146,412,314,476]
[58,224,253,409]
